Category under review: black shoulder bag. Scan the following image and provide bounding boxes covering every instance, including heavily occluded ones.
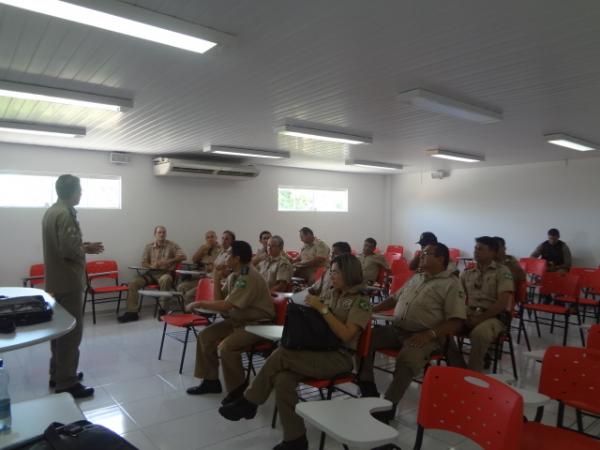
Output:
[281,302,342,351]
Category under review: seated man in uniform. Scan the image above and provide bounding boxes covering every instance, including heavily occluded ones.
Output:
[309,241,351,299]
[292,227,330,284]
[257,235,293,292]
[252,230,272,266]
[530,228,572,272]
[118,226,186,323]
[358,237,390,284]
[185,240,275,403]
[448,236,514,372]
[212,230,235,274]
[408,231,438,271]
[177,229,221,303]
[357,242,466,423]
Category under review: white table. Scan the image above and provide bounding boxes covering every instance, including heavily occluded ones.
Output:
[0,393,85,448]
[245,325,283,341]
[296,397,399,449]
[372,311,394,322]
[175,270,206,277]
[0,288,76,352]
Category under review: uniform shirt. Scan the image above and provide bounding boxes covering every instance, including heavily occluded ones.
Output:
[213,247,232,270]
[258,254,293,289]
[501,254,526,285]
[253,247,268,265]
[309,267,333,299]
[461,261,514,311]
[358,253,390,283]
[392,270,466,332]
[300,238,330,265]
[42,199,85,294]
[141,239,185,271]
[222,265,275,325]
[192,244,222,269]
[322,285,371,350]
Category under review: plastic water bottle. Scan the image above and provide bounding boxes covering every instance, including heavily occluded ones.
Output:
[0,360,11,432]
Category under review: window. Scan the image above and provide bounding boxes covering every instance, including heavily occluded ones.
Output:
[278,186,348,212]
[0,173,121,209]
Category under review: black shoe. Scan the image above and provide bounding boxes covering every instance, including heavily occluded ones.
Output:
[221,381,248,405]
[218,396,257,421]
[117,312,139,323]
[50,371,83,388]
[186,379,223,395]
[358,380,380,398]
[272,434,308,450]
[55,383,94,399]
[371,445,402,450]
[371,405,396,424]
[484,352,492,370]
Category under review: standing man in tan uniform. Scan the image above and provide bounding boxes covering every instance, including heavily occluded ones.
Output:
[257,235,293,292]
[357,243,466,423]
[42,174,103,398]
[358,237,391,283]
[186,240,274,403]
[117,226,186,323]
[292,227,330,284]
[451,236,514,372]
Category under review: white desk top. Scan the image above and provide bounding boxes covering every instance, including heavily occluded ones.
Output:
[0,288,76,353]
[175,270,206,277]
[296,398,399,448]
[0,393,85,448]
[138,289,181,298]
[245,325,283,341]
[372,311,394,321]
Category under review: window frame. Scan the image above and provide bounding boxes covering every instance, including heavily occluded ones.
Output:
[277,185,349,213]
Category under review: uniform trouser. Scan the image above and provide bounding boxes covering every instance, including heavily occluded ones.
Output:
[358,325,440,404]
[176,278,198,304]
[244,347,353,441]
[194,320,265,392]
[50,290,83,390]
[446,316,504,372]
[126,271,173,312]
[293,266,318,285]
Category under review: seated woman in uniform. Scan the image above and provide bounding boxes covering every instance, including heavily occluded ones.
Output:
[218,254,372,450]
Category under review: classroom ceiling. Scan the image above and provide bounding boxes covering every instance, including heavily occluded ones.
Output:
[1,0,600,174]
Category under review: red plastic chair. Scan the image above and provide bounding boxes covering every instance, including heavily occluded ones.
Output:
[84,260,129,324]
[563,268,600,322]
[519,273,582,346]
[158,313,209,374]
[286,250,300,260]
[389,272,414,294]
[22,263,45,287]
[385,245,404,255]
[415,366,600,450]
[587,324,600,349]
[389,258,410,277]
[538,346,600,438]
[448,248,460,262]
[520,257,548,299]
[383,251,403,266]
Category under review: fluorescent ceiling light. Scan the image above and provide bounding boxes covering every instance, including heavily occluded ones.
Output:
[0,0,234,54]
[0,121,86,138]
[203,145,290,160]
[345,159,403,171]
[398,88,502,124]
[426,149,483,163]
[277,121,372,145]
[0,80,132,111]
[544,133,596,152]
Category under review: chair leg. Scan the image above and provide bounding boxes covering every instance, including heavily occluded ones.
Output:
[507,334,518,381]
[550,313,556,334]
[492,339,500,374]
[91,293,97,325]
[414,424,425,450]
[557,402,565,428]
[563,314,569,346]
[158,322,168,360]
[318,431,326,450]
[271,406,278,429]
[82,288,89,314]
[576,409,584,433]
[180,328,190,374]
[576,311,585,347]
[521,318,531,352]
[533,310,541,337]
[138,294,144,313]
[116,291,122,314]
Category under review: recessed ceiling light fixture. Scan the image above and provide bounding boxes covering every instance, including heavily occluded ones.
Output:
[398,88,502,124]
[544,133,597,152]
[0,121,86,138]
[203,145,290,159]
[426,148,483,163]
[277,120,372,145]
[0,80,133,111]
[345,159,403,171]
[0,0,234,54]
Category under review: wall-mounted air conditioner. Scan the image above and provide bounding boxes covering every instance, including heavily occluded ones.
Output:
[153,157,259,180]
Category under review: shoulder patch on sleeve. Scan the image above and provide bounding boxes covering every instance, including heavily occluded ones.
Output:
[235,279,247,289]
[358,299,371,311]
[503,272,513,280]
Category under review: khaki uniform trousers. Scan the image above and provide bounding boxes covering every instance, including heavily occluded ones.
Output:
[358,325,441,404]
[244,347,353,441]
[194,320,265,392]
[125,271,173,312]
[446,317,504,372]
[176,279,198,304]
[50,290,83,390]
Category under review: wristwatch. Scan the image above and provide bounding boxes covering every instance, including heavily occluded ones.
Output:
[320,305,329,315]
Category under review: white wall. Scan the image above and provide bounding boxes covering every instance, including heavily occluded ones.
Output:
[0,143,387,286]
[390,158,600,267]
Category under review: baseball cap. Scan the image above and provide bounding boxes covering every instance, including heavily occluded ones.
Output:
[416,232,438,246]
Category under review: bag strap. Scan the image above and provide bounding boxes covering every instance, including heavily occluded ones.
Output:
[43,421,92,449]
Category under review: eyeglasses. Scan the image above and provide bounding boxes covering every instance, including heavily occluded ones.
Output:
[421,251,435,257]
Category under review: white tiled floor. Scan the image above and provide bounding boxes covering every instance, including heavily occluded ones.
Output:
[3,305,598,450]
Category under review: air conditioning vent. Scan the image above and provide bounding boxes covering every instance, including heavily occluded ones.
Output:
[153,157,259,180]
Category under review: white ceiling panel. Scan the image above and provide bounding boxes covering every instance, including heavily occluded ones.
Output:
[0,0,599,173]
